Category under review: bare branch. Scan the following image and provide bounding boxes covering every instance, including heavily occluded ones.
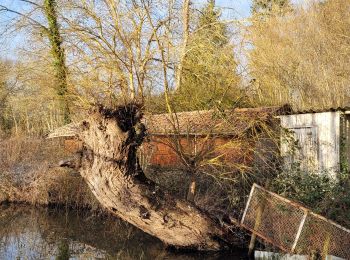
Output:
[0,4,47,31]
[19,0,41,8]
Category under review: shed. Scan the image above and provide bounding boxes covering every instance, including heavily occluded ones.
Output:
[279,108,350,176]
[48,106,290,171]
[142,106,288,168]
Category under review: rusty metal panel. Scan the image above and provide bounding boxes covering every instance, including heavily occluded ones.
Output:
[295,213,350,259]
[241,184,306,252]
[241,184,350,259]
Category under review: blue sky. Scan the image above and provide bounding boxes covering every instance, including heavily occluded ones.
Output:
[1,0,307,59]
[0,0,253,59]
[3,0,252,17]
[195,0,252,18]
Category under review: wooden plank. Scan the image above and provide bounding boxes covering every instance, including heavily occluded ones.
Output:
[255,251,308,260]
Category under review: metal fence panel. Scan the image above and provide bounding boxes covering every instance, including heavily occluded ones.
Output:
[241,184,350,259]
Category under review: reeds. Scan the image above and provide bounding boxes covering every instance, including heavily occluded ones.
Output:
[0,136,100,211]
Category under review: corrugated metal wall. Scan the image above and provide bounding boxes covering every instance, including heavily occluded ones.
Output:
[280,112,341,176]
[340,114,350,171]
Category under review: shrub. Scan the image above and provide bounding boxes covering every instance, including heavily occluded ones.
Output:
[271,164,350,227]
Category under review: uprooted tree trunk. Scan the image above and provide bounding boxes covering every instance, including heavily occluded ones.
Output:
[67,104,237,250]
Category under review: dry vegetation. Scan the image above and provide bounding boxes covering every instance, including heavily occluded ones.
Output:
[0,0,350,247]
[249,0,350,109]
[1,0,349,134]
[0,136,100,210]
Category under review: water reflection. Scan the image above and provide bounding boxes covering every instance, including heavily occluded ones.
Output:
[0,204,247,259]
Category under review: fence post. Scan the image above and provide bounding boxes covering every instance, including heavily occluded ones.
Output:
[291,209,308,253]
[248,182,269,257]
[322,233,331,260]
[241,184,256,257]
[248,204,263,257]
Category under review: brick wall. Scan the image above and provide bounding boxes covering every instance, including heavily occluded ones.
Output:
[142,135,255,168]
[63,136,256,169]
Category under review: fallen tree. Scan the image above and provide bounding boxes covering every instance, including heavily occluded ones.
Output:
[58,103,242,250]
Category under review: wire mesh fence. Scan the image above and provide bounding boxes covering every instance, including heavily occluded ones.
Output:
[241,184,350,259]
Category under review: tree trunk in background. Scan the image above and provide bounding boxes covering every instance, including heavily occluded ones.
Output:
[187,175,196,202]
[73,104,234,250]
[43,0,70,124]
[175,0,191,90]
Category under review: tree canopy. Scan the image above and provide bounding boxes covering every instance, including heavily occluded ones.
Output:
[174,1,243,111]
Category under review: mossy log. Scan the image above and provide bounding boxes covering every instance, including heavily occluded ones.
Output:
[67,104,236,250]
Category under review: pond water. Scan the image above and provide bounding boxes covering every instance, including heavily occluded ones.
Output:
[0,204,248,259]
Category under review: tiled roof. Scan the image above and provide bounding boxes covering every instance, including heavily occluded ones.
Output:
[143,106,287,135]
[280,107,350,115]
[47,105,290,138]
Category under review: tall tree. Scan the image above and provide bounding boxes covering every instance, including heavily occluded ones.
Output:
[0,61,10,134]
[43,0,70,124]
[0,0,71,124]
[174,1,242,111]
[62,0,178,104]
[175,0,191,91]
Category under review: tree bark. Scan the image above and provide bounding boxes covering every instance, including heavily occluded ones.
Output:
[43,0,70,124]
[73,104,234,250]
[175,0,191,90]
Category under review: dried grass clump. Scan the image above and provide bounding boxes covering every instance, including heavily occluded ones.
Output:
[0,136,100,211]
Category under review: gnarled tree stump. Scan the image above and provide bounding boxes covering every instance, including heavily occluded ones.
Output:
[68,104,235,250]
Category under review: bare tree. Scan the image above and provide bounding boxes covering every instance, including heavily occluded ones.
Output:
[0,0,71,123]
[62,0,180,103]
